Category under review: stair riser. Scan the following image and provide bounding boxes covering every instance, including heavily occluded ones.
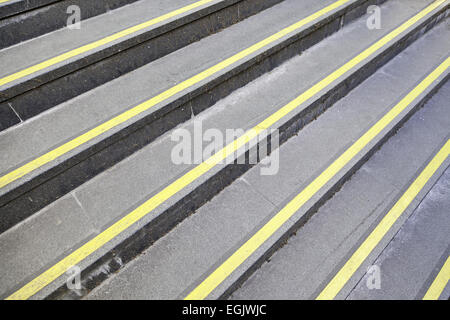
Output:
[0,0,60,19]
[0,0,141,49]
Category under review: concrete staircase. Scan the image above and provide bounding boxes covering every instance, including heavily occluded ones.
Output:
[0,0,448,300]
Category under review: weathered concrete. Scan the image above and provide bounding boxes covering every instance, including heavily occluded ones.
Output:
[1,0,448,301]
[0,0,285,120]
[230,82,450,300]
[348,134,450,299]
[0,0,413,232]
[0,0,141,49]
[82,22,449,300]
[0,0,61,20]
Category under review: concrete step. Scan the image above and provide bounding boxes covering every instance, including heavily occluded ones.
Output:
[0,0,141,49]
[231,85,450,300]
[0,0,406,232]
[83,28,450,301]
[1,0,447,300]
[0,0,285,129]
[348,167,450,300]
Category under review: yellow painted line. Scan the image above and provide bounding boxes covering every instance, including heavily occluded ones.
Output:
[423,256,450,300]
[0,0,359,191]
[1,0,446,193]
[6,1,447,300]
[0,0,215,88]
[0,0,13,4]
[317,141,450,300]
[185,62,450,300]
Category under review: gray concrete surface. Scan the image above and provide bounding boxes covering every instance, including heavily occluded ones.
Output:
[0,0,57,9]
[0,0,142,49]
[0,0,447,300]
[85,25,449,299]
[4,0,432,232]
[0,0,207,78]
[2,0,444,234]
[229,82,450,300]
[0,0,286,125]
[0,0,437,201]
[0,0,60,19]
[348,162,450,300]
[0,0,342,177]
